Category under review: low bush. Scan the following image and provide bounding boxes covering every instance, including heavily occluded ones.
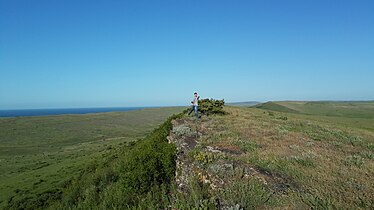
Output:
[197,98,226,116]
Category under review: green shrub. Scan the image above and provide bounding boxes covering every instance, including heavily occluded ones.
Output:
[110,113,182,204]
[7,189,62,210]
[198,98,226,116]
[192,151,218,165]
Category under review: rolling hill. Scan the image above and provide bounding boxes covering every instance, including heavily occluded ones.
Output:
[1,102,373,209]
[0,107,184,209]
[226,101,260,107]
[255,101,374,118]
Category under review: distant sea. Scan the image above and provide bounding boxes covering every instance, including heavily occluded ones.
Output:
[0,107,146,117]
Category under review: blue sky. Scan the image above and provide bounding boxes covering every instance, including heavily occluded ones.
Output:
[1,0,373,109]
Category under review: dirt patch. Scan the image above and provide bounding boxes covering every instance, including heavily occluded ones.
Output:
[255,166,301,194]
[215,145,244,155]
[183,136,197,149]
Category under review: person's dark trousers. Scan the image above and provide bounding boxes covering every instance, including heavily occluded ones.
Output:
[188,105,194,115]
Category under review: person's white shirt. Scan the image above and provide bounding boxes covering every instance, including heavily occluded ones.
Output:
[192,96,199,106]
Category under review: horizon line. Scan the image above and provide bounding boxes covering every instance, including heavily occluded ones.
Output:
[1,99,374,111]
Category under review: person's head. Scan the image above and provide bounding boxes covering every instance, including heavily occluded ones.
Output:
[194,92,197,96]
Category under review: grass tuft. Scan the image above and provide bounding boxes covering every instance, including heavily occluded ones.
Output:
[344,155,364,167]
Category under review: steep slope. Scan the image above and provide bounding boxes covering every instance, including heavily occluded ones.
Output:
[2,108,184,210]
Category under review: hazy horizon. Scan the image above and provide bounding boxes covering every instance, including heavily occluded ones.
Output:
[1,99,374,111]
[1,0,373,109]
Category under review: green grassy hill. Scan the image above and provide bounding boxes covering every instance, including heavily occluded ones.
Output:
[1,102,373,209]
[254,101,300,113]
[226,101,260,107]
[255,101,374,118]
[168,105,374,209]
[0,107,184,209]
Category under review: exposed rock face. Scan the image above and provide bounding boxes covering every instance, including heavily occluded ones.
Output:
[169,118,245,193]
[168,118,199,192]
[168,117,244,207]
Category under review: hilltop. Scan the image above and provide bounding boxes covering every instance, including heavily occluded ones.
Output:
[167,104,373,209]
[1,102,373,209]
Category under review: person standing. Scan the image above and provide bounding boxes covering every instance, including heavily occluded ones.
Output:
[191,92,200,118]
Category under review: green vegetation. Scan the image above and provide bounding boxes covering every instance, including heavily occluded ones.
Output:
[255,101,374,119]
[1,101,374,209]
[43,111,184,209]
[0,107,184,209]
[216,103,374,209]
[255,101,374,133]
[165,101,373,209]
[198,98,226,115]
[254,101,300,113]
[226,101,260,107]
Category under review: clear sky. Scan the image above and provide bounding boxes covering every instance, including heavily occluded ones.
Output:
[1,0,373,109]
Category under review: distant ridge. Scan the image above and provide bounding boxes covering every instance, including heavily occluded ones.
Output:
[227,101,260,107]
[254,101,374,118]
[254,102,299,113]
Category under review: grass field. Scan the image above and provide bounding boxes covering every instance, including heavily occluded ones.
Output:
[1,101,373,209]
[0,107,184,209]
[226,101,260,107]
[255,101,374,119]
[165,102,374,209]
[255,101,374,132]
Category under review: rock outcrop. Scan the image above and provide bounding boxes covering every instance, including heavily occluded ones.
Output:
[168,116,300,209]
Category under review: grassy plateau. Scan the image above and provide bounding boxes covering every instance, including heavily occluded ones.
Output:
[183,101,373,209]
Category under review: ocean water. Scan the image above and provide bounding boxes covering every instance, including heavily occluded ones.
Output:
[0,107,146,117]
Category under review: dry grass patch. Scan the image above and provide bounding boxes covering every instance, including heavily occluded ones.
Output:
[207,106,374,209]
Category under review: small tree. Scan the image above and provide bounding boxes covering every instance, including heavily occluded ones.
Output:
[198,98,225,115]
